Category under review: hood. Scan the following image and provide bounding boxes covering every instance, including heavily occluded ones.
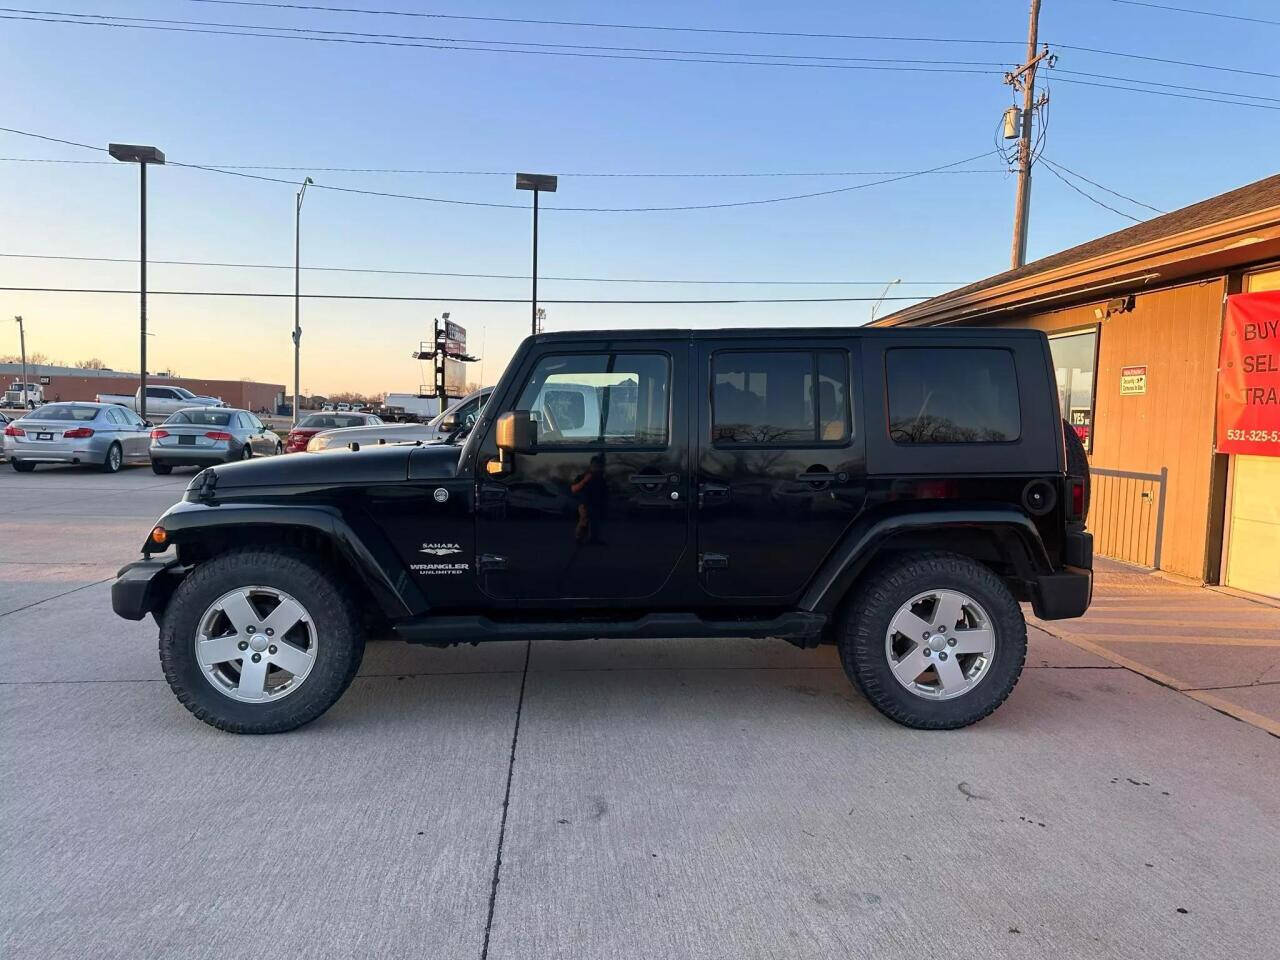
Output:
[208,443,422,487]
[311,421,439,449]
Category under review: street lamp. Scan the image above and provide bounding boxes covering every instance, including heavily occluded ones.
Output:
[109,142,165,423]
[515,173,557,337]
[293,176,313,428]
[13,315,27,409]
[869,277,902,323]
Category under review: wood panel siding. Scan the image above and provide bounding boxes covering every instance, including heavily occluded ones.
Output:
[1001,279,1226,579]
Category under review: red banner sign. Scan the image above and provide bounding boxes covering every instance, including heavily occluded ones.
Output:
[1217,291,1280,456]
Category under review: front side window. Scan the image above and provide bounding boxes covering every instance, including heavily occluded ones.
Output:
[1049,329,1097,452]
[515,353,670,447]
[712,350,849,446]
[886,347,1020,444]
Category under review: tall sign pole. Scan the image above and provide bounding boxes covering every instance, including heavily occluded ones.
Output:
[14,315,27,408]
[1007,0,1051,269]
[515,173,558,337]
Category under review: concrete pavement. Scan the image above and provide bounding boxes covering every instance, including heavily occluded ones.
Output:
[2,464,1278,960]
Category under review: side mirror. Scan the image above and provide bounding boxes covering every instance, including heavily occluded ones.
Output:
[495,410,537,454]
[439,414,459,433]
[143,420,154,428]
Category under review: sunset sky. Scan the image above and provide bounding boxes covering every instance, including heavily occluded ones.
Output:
[3,0,1278,394]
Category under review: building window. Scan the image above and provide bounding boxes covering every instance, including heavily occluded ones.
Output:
[886,347,1021,443]
[1049,328,1098,451]
[711,350,850,446]
[515,353,670,447]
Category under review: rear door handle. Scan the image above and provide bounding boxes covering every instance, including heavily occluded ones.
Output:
[628,472,672,487]
[796,469,835,487]
[699,482,730,507]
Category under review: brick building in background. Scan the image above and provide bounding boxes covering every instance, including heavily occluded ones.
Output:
[875,173,1280,601]
[0,363,285,413]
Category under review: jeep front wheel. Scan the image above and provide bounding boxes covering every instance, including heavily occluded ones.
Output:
[158,548,365,733]
[838,553,1027,729]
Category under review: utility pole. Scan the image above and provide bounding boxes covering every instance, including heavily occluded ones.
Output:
[1006,0,1052,269]
[293,176,313,428]
[14,316,27,408]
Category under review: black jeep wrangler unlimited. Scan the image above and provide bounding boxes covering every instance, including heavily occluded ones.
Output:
[112,328,1092,733]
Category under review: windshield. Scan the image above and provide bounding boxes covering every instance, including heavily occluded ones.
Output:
[165,409,233,426]
[26,404,100,422]
[173,387,198,399]
[299,414,370,429]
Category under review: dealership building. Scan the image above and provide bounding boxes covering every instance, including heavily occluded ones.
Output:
[878,173,1280,601]
[1,363,285,414]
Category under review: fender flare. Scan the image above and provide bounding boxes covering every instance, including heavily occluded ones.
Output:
[799,507,1054,615]
[151,501,425,618]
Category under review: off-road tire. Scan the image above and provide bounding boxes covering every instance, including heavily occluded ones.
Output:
[11,459,35,472]
[151,462,173,475]
[158,548,365,734]
[1062,418,1090,521]
[838,553,1027,730]
[100,442,122,474]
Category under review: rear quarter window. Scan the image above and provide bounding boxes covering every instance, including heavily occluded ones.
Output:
[886,347,1020,443]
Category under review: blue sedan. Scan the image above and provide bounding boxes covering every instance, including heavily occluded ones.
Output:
[5,402,152,473]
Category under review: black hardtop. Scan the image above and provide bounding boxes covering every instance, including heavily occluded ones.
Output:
[531,326,1048,345]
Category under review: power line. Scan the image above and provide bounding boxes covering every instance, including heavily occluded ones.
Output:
[1039,158,1165,214]
[1054,43,1280,80]
[0,127,1002,211]
[0,13,1009,75]
[0,253,967,286]
[2,7,1018,67]
[1053,76,1280,110]
[0,285,931,304]
[183,1,1027,45]
[1110,0,1280,27]
[1054,68,1280,104]
[1040,160,1142,223]
[0,156,1011,178]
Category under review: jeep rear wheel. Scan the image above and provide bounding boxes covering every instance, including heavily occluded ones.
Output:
[158,548,365,733]
[838,553,1026,729]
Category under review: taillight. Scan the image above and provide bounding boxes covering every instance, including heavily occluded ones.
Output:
[150,429,169,439]
[3,424,23,437]
[1070,479,1085,520]
[205,431,234,441]
[63,427,94,439]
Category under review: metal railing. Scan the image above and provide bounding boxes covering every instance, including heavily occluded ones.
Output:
[1090,466,1168,569]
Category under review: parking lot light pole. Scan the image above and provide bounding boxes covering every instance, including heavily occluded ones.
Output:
[109,143,165,423]
[515,173,558,337]
[293,176,313,428]
[14,315,27,408]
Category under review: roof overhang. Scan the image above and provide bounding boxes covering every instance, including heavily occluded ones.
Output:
[875,204,1280,327]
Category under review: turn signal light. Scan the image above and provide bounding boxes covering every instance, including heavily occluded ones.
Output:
[150,526,167,545]
[3,424,23,437]
[62,427,94,439]
[150,429,169,439]
[204,431,234,441]
[1070,479,1085,520]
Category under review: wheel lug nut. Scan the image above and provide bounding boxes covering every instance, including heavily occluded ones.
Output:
[237,640,248,651]
[265,628,274,637]
[251,652,262,663]
[268,645,277,655]
[246,626,255,634]
[922,632,930,641]
[938,652,948,661]
[922,649,931,657]
[947,638,957,646]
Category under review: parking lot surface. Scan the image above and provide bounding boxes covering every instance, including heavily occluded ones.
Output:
[2,464,1278,960]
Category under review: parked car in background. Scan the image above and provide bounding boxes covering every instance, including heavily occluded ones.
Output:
[336,403,351,412]
[4,381,44,409]
[6,401,150,472]
[284,411,383,452]
[307,387,493,452]
[383,393,443,420]
[0,410,11,461]
[96,385,226,416]
[149,407,281,474]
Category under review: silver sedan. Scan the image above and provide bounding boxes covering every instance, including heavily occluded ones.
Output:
[6,402,151,473]
[307,387,492,452]
[149,407,281,475]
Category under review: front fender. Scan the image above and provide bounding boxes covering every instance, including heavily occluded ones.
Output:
[148,501,425,618]
[800,507,1054,615]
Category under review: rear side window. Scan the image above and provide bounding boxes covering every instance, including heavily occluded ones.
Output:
[886,347,1020,443]
[712,350,849,446]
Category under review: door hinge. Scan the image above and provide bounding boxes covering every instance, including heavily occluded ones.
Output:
[477,554,508,573]
[698,553,729,573]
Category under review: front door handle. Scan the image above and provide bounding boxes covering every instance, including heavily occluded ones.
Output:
[628,472,672,488]
[796,469,834,488]
[698,482,730,508]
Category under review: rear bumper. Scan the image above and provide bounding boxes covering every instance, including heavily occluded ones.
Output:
[111,558,182,621]
[1030,529,1093,620]
[150,448,235,466]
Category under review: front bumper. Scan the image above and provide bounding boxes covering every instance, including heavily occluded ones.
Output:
[111,558,182,621]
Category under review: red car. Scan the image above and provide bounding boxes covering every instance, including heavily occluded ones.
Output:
[284,412,384,452]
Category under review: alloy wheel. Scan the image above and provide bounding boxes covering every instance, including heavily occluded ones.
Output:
[884,589,996,700]
[195,586,318,703]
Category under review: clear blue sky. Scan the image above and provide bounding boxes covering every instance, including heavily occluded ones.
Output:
[3,0,1278,394]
